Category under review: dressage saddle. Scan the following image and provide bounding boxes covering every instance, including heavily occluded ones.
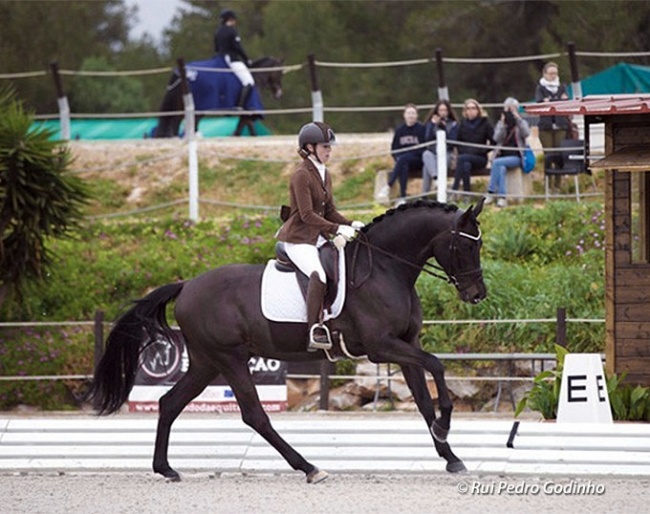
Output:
[274,242,340,313]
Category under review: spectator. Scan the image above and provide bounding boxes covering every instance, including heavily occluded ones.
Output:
[276,122,364,352]
[421,100,459,194]
[379,103,426,204]
[535,61,570,170]
[453,99,494,196]
[485,97,531,208]
[215,8,255,109]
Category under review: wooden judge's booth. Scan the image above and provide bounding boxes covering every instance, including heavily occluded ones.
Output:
[527,95,650,386]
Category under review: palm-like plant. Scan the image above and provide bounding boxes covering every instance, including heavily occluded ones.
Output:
[0,86,88,313]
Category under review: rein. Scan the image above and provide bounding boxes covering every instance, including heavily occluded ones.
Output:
[349,223,482,288]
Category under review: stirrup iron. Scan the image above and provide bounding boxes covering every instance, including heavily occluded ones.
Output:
[308,323,333,351]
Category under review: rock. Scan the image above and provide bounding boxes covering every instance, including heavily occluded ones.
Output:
[446,379,481,399]
[328,383,363,411]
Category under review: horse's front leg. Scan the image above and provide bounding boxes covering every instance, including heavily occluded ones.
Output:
[219,353,327,483]
[368,342,454,432]
[400,364,467,473]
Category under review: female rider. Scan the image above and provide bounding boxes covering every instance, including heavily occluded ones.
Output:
[276,122,364,351]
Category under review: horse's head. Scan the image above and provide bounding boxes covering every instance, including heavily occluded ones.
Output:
[433,198,487,304]
[252,57,284,100]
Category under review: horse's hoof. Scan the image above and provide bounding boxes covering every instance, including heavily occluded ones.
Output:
[446,461,468,474]
[155,466,181,482]
[306,468,329,484]
[431,420,449,443]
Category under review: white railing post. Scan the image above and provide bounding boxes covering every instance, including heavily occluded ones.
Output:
[436,129,447,203]
[308,54,324,122]
[178,57,199,221]
[50,62,71,140]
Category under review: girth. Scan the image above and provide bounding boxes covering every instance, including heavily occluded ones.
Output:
[274,242,339,312]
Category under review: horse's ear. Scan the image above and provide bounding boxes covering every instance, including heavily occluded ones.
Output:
[458,204,473,225]
[473,196,485,218]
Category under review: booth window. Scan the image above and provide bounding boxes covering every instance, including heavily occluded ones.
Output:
[631,171,650,264]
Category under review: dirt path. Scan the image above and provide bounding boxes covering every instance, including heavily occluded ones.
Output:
[3,471,645,513]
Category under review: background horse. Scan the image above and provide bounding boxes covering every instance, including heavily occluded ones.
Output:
[87,199,487,483]
[152,56,283,138]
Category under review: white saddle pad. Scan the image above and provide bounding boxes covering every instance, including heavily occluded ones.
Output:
[261,249,346,323]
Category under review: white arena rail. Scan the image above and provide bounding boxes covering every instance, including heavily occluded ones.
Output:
[1,416,649,476]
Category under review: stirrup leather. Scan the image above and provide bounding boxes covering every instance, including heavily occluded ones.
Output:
[308,323,333,350]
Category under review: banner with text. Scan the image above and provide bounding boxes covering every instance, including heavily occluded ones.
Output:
[128,329,287,413]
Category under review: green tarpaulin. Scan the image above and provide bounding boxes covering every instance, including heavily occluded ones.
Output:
[32,117,270,140]
[568,62,650,97]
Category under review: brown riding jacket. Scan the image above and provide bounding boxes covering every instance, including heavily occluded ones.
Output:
[276,157,351,244]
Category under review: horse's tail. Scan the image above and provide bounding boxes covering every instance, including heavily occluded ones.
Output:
[86,282,185,415]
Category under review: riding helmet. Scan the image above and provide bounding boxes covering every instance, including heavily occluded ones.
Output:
[298,122,337,151]
[219,9,237,22]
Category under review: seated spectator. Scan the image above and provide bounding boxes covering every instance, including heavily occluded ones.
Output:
[486,97,530,208]
[453,99,494,195]
[421,100,459,194]
[379,103,425,203]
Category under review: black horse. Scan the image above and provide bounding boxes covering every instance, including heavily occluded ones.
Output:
[87,199,487,483]
[152,56,284,138]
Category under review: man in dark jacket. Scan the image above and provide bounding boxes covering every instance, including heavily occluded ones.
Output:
[214,8,255,109]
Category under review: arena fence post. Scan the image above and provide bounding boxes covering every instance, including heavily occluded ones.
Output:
[94,310,104,371]
[435,48,449,101]
[567,42,583,99]
[319,360,332,410]
[307,54,324,122]
[49,61,71,140]
[556,307,567,348]
[177,57,199,221]
[436,129,448,203]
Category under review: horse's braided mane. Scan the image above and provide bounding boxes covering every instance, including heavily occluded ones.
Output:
[252,56,279,67]
[358,199,459,234]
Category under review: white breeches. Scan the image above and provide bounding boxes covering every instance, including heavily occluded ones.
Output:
[283,243,326,283]
[225,56,255,86]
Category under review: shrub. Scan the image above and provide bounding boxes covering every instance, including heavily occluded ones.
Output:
[0,201,610,410]
[0,326,94,410]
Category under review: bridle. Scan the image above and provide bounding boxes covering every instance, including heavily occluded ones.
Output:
[349,217,483,289]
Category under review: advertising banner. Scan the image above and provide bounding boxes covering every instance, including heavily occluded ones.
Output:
[128,329,287,413]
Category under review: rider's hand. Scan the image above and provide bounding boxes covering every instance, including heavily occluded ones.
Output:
[337,225,356,240]
[351,220,365,230]
[247,59,253,67]
[332,234,347,250]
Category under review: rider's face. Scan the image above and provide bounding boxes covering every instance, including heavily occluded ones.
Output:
[314,143,332,164]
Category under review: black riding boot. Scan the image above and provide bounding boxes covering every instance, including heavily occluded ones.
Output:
[237,84,254,110]
[306,272,331,352]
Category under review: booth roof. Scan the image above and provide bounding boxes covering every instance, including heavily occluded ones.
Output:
[525,94,650,116]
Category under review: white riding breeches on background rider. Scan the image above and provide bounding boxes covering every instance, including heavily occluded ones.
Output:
[225,56,255,87]
[284,242,326,284]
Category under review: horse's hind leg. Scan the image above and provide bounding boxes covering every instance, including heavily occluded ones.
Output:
[401,364,466,473]
[219,353,326,483]
[153,363,217,481]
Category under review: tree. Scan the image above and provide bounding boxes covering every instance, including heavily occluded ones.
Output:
[0,86,88,314]
[0,0,137,113]
[69,56,147,113]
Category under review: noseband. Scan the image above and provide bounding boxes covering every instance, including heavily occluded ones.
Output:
[444,226,483,288]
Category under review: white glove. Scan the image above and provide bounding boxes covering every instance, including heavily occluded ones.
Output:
[351,220,365,229]
[332,234,347,250]
[337,224,357,240]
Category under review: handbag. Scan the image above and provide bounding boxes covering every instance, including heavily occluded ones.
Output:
[522,145,536,173]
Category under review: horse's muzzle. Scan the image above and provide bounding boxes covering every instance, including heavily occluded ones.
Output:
[458,280,487,305]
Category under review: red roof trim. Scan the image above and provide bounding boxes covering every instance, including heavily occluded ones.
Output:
[525,95,650,116]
